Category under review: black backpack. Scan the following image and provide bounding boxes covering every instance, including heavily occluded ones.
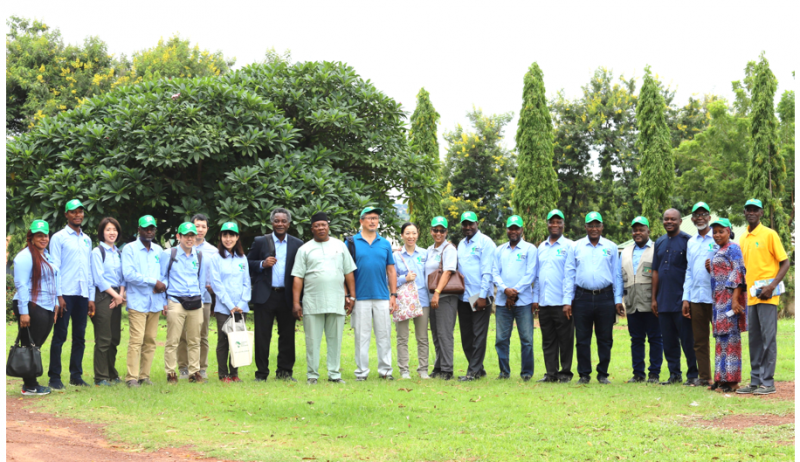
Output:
[166,247,203,280]
[98,245,122,262]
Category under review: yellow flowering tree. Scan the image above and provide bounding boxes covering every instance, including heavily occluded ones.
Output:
[126,35,235,82]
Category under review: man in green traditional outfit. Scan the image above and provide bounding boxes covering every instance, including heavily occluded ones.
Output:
[292,212,357,384]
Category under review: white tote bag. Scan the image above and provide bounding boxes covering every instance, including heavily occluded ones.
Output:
[226,314,253,368]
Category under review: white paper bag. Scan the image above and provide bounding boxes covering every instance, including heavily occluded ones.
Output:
[227,320,253,368]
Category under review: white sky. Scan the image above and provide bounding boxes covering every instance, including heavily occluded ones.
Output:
[6,0,798,157]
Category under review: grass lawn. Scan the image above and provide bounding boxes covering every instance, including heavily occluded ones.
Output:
[5,312,795,461]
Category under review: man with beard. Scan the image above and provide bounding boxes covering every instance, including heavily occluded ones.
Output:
[651,208,698,386]
[681,202,716,387]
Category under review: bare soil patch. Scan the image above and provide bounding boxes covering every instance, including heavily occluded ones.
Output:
[736,381,795,401]
[6,397,232,462]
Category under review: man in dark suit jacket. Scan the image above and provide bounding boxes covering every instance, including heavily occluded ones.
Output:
[247,208,304,382]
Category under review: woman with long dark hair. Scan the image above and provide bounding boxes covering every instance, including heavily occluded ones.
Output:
[12,220,61,396]
[394,222,431,379]
[212,222,251,382]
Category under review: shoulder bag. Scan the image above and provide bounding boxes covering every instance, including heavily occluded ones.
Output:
[427,243,465,295]
[6,327,43,378]
[393,252,423,322]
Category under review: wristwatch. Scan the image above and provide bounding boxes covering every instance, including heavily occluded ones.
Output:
[347,296,355,301]
[390,293,397,297]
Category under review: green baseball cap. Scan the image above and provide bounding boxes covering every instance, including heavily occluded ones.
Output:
[360,206,383,218]
[460,211,478,223]
[177,222,197,235]
[65,199,84,212]
[138,215,157,228]
[585,211,603,223]
[744,198,763,209]
[710,217,732,229]
[506,215,524,228]
[221,222,239,234]
[631,216,650,227]
[30,220,49,234]
[691,201,710,213]
[547,209,565,220]
[431,216,449,228]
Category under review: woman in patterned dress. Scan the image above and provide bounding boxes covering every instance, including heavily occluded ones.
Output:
[705,218,747,393]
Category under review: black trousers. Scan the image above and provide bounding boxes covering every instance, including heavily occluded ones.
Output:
[660,312,698,380]
[13,300,55,388]
[457,300,491,377]
[215,312,246,378]
[573,288,616,379]
[253,290,296,379]
[539,305,574,379]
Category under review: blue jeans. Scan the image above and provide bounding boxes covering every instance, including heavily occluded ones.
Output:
[573,288,615,379]
[627,311,663,378]
[495,303,534,377]
[659,312,698,379]
[48,295,88,382]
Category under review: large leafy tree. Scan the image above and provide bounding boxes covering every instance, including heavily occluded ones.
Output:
[123,34,235,83]
[636,66,674,236]
[512,63,560,244]
[441,108,516,241]
[407,88,442,248]
[6,61,429,245]
[776,86,794,232]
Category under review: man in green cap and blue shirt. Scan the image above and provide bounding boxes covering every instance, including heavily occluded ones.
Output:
[681,201,717,387]
[533,209,575,383]
[492,215,537,381]
[351,206,398,380]
[47,199,95,389]
[620,216,662,384]
[122,215,167,387]
[563,211,624,384]
[456,211,497,382]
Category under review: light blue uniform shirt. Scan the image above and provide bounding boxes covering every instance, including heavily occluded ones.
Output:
[91,242,126,294]
[212,250,252,315]
[682,232,716,304]
[194,241,219,303]
[160,246,217,302]
[48,226,93,299]
[563,236,623,305]
[533,236,574,306]
[632,239,653,272]
[13,248,61,314]
[493,239,537,306]
[425,242,458,301]
[457,230,496,302]
[395,246,429,308]
[122,239,166,313]
[270,234,288,288]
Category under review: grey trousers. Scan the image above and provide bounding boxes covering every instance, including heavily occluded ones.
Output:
[748,303,778,387]
[304,313,345,380]
[395,306,430,374]
[429,295,458,374]
[353,299,393,378]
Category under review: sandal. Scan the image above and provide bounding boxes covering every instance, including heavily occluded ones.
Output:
[708,382,720,391]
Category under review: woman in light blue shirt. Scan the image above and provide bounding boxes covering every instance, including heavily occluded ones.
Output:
[90,217,127,386]
[425,216,459,381]
[394,222,430,379]
[12,220,61,396]
[212,222,252,383]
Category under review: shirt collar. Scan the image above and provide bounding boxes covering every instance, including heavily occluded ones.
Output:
[100,241,116,251]
[401,245,420,256]
[545,235,567,247]
[746,223,763,236]
[635,239,653,250]
[273,233,286,244]
[355,232,382,242]
[465,230,483,244]
[504,239,527,250]
[64,225,83,237]
[584,236,605,247]
[694,231,713,240]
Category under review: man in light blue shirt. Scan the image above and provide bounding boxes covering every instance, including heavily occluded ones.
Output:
[532,209,575,383]
[121,215,167,388]
[563,211,624,384]
[456,211,496,382]
[47,199,95,389]
[681,201,716,386]
[492,216,537,380]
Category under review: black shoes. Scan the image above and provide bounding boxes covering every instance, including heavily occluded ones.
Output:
[69,378,90,387]
[683,378,700,387]
[647,375,660,384]
[497,373,510,380]
[578,376,591,384]
[439,372,453,381]
[660,376,682,386]
[328,378,346,384]
[458,375,475,382]
[537,376,558,383]
[521,375,532,382]
[597,376,611,385]
[627,375,645,383]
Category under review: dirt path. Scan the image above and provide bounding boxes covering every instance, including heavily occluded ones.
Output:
[6,397,233,462]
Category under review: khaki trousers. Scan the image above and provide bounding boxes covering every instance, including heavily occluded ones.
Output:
[164,300,203,375]
[125,310,160,382]
[690,302,713,382]
[178,302,211,371]
[395,306,430,374]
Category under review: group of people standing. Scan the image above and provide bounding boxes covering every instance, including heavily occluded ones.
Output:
[10,198,789,397]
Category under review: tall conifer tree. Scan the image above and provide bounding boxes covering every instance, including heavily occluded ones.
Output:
[636,66,674,236]
[408,88,442,247]
[512,62,560,244]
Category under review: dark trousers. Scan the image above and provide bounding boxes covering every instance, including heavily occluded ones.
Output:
[573,288,615,379]
[689,302,713,382]
[253,290,296,379]
[659,311,698,379]
[539,305,574,380]
[627,310,663,378]
[215,311,247,378]
[48,295,88,382]
[13,301,55,388]
[457,300,491,377]
[91,289,122,383]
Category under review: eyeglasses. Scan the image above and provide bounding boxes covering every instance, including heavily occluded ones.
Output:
[362,216,380,222]
[431,228,448,234]
[585,223,602,229]
[692,212,710,218]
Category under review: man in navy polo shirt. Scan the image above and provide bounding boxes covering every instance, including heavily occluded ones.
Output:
[350,207,398,381]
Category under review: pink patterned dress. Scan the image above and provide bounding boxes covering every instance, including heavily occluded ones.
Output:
[709,242,748,383]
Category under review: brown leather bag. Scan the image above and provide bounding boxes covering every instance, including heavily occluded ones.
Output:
[427,243,465,295]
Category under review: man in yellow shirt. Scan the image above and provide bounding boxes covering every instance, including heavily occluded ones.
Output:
[736,199,790,396]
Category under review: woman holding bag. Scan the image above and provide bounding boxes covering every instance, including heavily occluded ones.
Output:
[394,222,430,379]
[213,222,252,383]
[11,220,61,396]
[425,216,460,381]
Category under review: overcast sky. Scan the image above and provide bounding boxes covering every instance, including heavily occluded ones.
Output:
[7,0,798,157]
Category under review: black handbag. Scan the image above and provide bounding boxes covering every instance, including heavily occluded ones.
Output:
[6,328,43,378]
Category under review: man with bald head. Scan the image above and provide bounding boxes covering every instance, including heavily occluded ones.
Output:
[651,208,698,386]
